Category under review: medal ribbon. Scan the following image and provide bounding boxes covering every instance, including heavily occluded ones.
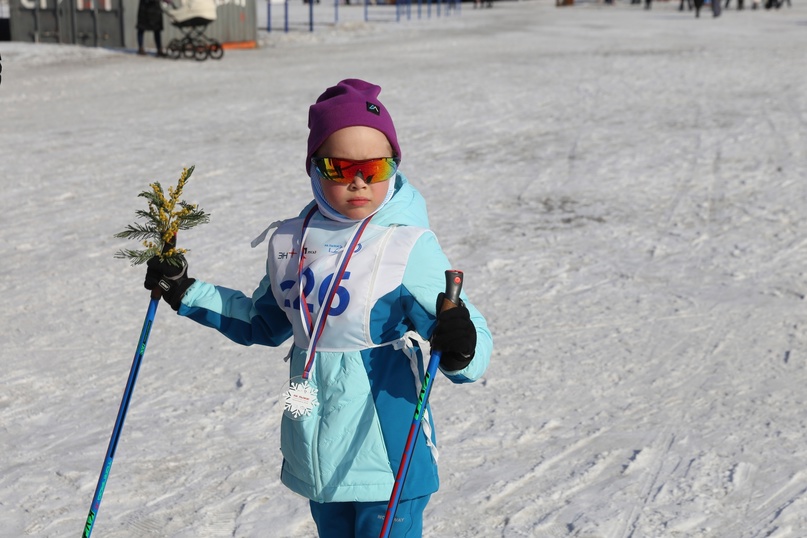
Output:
[296,207,372,380]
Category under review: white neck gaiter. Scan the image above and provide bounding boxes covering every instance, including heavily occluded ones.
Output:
[310,170,397,223]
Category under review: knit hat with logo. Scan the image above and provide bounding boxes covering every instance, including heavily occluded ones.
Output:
[306,79,401,174]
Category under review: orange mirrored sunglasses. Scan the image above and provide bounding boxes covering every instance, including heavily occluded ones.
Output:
[312,157,399,185]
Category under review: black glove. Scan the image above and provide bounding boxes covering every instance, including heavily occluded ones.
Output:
[430,299,477,372]
[144,256,195,311]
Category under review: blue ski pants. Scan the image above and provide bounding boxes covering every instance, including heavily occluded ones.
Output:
[309,495,430,538]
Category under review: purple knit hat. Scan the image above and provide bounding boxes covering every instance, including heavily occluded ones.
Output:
[306,79,401,174]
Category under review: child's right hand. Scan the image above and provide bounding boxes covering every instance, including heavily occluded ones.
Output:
[431,303,477,372]
[144,257,195,311]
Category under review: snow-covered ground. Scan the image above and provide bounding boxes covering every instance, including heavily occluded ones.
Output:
[3,1,807,536]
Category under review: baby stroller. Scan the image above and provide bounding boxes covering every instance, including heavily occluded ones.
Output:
[164,0,223,61]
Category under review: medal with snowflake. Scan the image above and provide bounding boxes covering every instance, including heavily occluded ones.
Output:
[114,165,210,266]
[284,380,320,419]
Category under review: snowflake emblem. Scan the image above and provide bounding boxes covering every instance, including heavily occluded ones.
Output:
[284,381,319,418]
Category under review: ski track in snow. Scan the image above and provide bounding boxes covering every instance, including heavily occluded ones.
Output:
[4,1,807,537]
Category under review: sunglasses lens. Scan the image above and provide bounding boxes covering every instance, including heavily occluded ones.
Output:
[314,158,398,184]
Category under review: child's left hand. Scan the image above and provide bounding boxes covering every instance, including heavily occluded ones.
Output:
[431,304,477,371]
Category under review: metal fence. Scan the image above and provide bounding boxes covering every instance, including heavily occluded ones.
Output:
[262,0,461,33]
[4,0,466,47]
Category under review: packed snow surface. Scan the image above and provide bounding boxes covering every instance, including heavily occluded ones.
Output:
[3,1,807,536]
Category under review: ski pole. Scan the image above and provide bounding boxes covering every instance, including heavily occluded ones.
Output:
[82,282,165,537]
[379,269,464,538]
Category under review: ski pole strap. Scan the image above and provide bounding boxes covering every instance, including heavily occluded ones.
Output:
[393,332,438,462]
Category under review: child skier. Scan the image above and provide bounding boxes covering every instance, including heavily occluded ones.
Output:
[144,78,492,538]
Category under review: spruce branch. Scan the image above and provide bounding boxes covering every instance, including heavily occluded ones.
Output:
[114,165,210,266]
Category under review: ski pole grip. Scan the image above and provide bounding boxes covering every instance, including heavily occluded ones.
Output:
[150,234,177,300]
[439,270,464,313]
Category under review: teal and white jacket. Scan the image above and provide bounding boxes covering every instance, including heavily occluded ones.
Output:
[177,173,492,503]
